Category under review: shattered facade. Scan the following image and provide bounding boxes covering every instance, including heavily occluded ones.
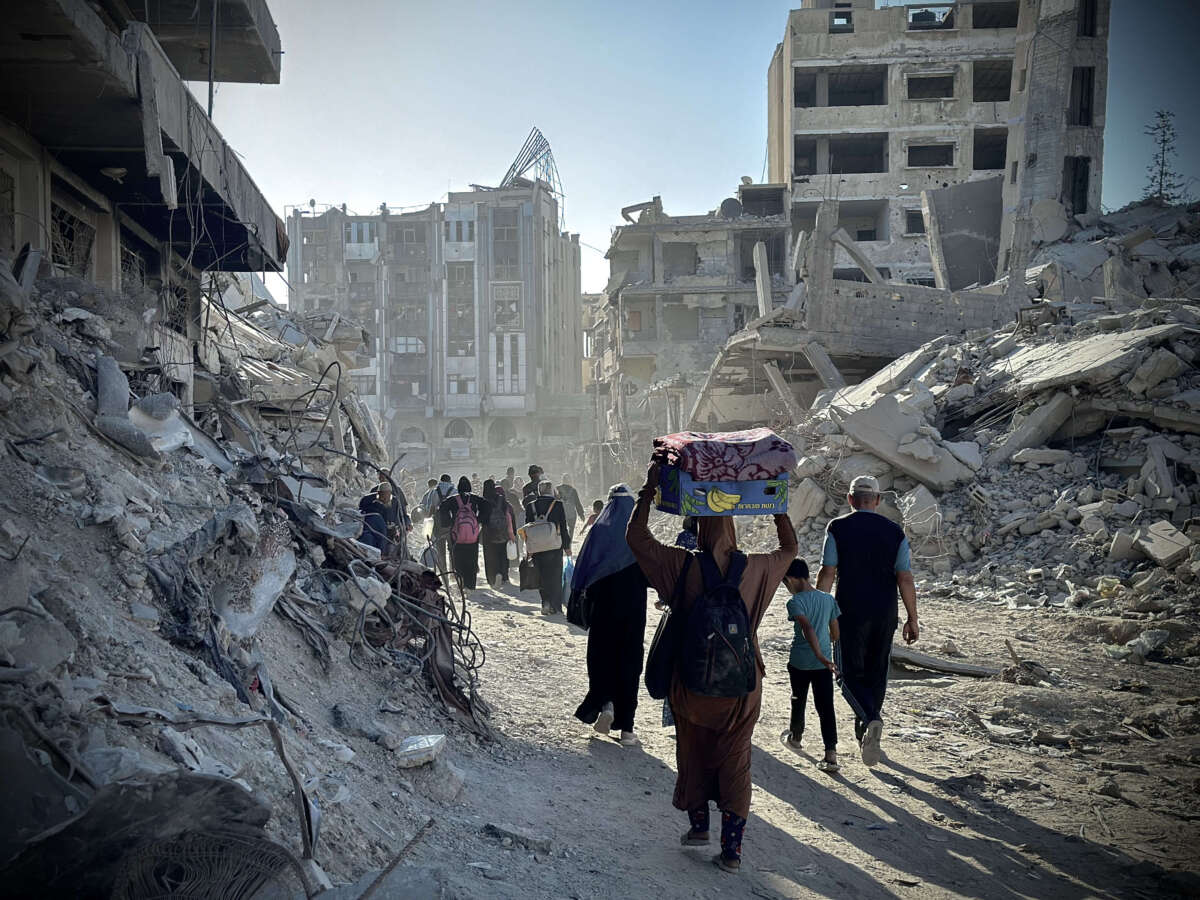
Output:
[286,181,585,475]
[767,0,1110,286]
[584,185,793,486]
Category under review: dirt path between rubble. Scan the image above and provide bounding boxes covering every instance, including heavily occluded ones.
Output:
[406,567,1200,900]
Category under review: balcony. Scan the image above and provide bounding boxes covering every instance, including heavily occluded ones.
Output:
[139,0,281,84]
[345,240,379,261]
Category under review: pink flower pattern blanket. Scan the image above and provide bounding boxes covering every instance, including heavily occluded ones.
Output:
[652,428,796,481]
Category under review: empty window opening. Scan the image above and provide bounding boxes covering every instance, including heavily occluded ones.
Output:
[973,59,1013,102]
[0,168,14,254]
[908,73,955,100]
[663,304,700,340]
[905,274,938,287]
[738,231,786,280]
[973,2,1019,28]
[834,266,891,283]
[1010,160,1019,184]
[908,6,956,30]
[828,65,887,106]
[794,137,818,176]
[794,71,816,108]
[1062,156,1091,215]
[740,186,786,217]
[1068,66,1096,126]
[492,207,520,280]
[908,143,955,167]
[830,6,853,33]
[905,210,927,235]
[1078,0,1097,36]
[830,134,887,174]
[973,128,1008,170]
[444,418,473,438]
[663,243,699,278]
[839,199,890,243]
[50,202,95,277]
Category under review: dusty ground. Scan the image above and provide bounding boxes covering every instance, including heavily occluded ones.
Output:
[401,530,1200,899]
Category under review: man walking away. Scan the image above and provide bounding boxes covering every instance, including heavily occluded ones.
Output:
[524,479,571,615]
[358,482,409,557]
[423,474,457,574]
[781,559,839,771]
[523,464,543,504]
[557,474,586,543]
[501,466,516,493]
[817,476,918,767]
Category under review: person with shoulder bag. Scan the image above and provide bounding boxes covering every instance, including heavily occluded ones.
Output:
[480,479,516,587]
[522,480,571,615]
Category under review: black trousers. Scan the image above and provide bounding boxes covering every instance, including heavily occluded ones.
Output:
[575,567,648,732]
[532,549,563,613]
[482,541,509,585]
[451,541,480,590]
[839,614,896,727]
[787,664,837,751]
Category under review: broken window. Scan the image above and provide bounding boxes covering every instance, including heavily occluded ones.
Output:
[740,187,786,217]
[908,6,955,30]
[972,2,1018,28]
[51,202,95,277]
[905,274,938,287]
[829,134,887,174]
[973,128,1008,170]
[828,65,887,106]
[905,210,927,235]
[1077,0,1097,37]
[119,235,153,293]
[663,304,700,340]
[392,379,426,401]
[908,73,955,100]
[972,59,1013,102]
[829,5,853,33]
[738,230,786,280]
[793,137,817,176]
[445,418,473,438]
[492,207,520,280]
[1068,66,1095,126]
[794,71,816,108]
[344,221,376,244]
[492,282,522,330]
[1062,156,1090,215]
[663,242,699,278]
[350,375,376,396]
[389,336,425,354]
[907,144,955,167]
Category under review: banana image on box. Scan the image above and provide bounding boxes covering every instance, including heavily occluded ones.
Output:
[696,486,742,513]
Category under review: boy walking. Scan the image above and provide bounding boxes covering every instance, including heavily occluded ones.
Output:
[782,559,841,772]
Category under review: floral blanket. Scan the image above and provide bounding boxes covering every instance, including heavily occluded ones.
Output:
[652,428,796,481]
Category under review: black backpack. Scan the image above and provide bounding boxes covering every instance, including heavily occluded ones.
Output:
[679,550,756,698]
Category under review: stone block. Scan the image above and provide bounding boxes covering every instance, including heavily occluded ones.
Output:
[989,393,1076,466]
[789,477,827,522]
[1128,348,1185,396]
[899,485,940,537]
[1133,520,1192,567]
[1011,448,1074,465]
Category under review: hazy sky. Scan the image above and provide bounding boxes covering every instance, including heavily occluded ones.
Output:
[199,0,1200,297]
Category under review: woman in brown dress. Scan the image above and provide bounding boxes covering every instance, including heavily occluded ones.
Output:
[626,462,797,873]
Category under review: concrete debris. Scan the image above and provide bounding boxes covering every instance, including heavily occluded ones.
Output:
[391,733,446,768]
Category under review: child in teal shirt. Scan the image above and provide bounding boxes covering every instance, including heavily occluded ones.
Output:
[782,559,841,771]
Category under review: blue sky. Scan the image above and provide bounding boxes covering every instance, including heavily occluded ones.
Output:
[200,0,1200,296]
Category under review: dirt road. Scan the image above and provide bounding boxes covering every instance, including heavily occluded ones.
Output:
[406,570,1200,899]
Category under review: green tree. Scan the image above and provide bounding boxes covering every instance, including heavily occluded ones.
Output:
[1143,109,1188,204]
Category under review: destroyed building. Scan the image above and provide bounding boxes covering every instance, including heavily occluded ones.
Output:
[0,0,288,416]
[286,175,585,476]
[767,0,1110,287]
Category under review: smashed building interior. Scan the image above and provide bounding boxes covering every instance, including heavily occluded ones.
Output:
[2,0,1200,896]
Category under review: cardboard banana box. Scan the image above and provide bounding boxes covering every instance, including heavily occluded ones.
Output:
[654,466,789,517]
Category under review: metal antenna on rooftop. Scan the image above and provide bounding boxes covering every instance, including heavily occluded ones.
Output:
[500,126,566,231]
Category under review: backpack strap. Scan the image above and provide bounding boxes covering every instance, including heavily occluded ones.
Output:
[668,553,694,610]
[697,550,724,592]
[724,551,748,587]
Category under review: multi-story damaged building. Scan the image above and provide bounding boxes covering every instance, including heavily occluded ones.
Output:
[768,0,1109,287]
[0,0,287,408]
[584,184,794,485]
[286,179,584,474]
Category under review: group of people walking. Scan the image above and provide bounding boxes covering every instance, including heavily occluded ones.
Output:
[568,468,919,874]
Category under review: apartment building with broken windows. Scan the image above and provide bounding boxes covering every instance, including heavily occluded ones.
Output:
[768,0,1109,287]
[286,180,584,473]
[0,0,287,409]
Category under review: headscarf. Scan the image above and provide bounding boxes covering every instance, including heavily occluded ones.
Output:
[698,515,738,571]
[481,478,499,505]
[457,476,472,496]
[571,484,637,596]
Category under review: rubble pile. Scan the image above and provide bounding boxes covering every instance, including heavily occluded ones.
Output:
[0,265,488,893]
[737,202,1200,670]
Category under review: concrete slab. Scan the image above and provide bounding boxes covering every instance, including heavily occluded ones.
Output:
[989,392,1075,466]
[1133,520,1192,568]
[837,395,973,492]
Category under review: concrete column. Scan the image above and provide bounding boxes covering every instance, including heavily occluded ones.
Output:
[817,137,830,175]
[652,235,663,283]
[816,71,829,107]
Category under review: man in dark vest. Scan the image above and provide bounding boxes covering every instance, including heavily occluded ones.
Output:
[817,475,919,767]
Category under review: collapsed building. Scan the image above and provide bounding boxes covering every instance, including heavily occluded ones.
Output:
[286,140,586,478]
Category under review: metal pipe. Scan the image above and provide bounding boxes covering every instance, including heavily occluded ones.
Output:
[207,0,217,117]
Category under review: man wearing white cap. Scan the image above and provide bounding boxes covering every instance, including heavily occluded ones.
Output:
[817,475,919,767]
